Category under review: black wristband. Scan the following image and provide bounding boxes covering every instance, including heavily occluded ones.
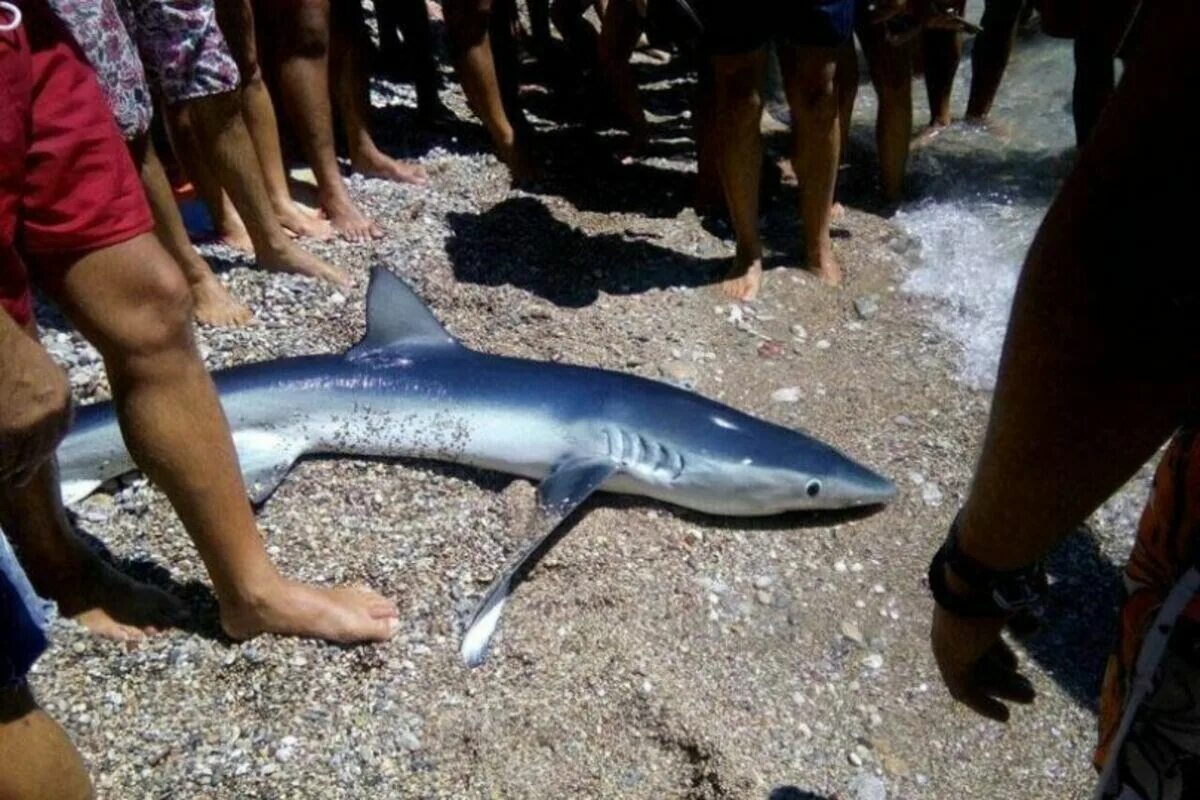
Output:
[928,513,1047,618]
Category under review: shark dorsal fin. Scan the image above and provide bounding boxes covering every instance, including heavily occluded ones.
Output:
[348,266,461,359]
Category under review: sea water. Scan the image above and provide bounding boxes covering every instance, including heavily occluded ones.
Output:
[854,5,1078,389]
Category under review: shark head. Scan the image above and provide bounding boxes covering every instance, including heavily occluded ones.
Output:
[675,409,897,515]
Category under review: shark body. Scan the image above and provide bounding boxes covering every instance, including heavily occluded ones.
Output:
[58,268,895,664]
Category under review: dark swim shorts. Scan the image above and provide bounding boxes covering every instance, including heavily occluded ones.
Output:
[1,533,50,689]
[697,0,856,53]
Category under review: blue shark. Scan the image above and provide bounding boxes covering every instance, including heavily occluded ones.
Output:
[57,267,895,665]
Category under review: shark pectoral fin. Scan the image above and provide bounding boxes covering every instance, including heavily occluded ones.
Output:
[460,456,619,668]
[233,430,307,507]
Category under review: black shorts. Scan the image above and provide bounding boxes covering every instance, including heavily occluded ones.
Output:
[698,0,856,53]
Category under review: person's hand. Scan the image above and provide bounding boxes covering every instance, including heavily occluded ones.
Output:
[930,604,1036,721]
[0,323,72,484]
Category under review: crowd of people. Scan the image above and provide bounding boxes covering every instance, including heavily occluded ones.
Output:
[2,0,1194,797]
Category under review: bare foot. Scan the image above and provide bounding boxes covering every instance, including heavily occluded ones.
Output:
[216,216,254,253]
[191,273,254,327]
[721,254,763,302]
[27,537,188,642]
[219,577,399,644]
[275,200,334,241]
[912,122,948,148]
[808,243,843,287]
[351,148,429,186]
[258,238,351,287]
[322,193,384,243]
[425,0,443,21]
[964,114,1013,141]
[497,138,537,187]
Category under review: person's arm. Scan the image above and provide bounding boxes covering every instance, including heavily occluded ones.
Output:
[0,310,72,485]
[931,0,1200,721]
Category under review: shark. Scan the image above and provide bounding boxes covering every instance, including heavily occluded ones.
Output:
[57,267,896,666]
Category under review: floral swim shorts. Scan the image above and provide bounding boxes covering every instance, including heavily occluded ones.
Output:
[50,0,239,139]
[116,0,241,105]
[48,0,153,138]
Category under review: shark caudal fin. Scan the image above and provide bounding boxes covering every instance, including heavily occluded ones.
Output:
[347,266,464,359]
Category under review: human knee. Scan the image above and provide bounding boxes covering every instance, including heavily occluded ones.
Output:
[791,62,838,120]
[713,58,764,111]
[107,260,195,364]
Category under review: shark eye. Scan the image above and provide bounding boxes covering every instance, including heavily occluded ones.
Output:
[805,480,822,498]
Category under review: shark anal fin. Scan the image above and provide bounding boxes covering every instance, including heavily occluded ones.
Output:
[460,456,618,668]
[233,430,307,507]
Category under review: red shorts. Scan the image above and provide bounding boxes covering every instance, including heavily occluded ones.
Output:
[0,0,153,329]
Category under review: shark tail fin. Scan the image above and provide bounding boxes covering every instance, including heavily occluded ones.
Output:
[347,266,465,360]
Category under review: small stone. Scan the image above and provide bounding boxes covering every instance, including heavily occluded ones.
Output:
[848,751,864,767]
[790,323,808,339]
[850,773,887,800]
[815,339,831,350]
[660,360,699,388]
[753,575,773,589]
[921,483,944,507]
[757,340,785,359]
[770,386,802,403]
[756,590,773,605]
[841,621,865,646]
[863,653,884,670]
[797,722,813,739]
[853,296,879,320]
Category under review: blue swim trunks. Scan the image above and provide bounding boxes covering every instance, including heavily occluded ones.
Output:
[0,533,50,688]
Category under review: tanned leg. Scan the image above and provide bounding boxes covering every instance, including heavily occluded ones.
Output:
[215,0,333,240]
[965,0,1024,122]
[171,92,350,284]
[126,135,252,327]
[861,24,914,202]
[780,44,843,286]
[262,0,382,241]
[920,2,964,131]
[0,686,93,800]
[711,49,768,301]
[330,0,428,186]
[444,0,534,181]
[36,234,399,643]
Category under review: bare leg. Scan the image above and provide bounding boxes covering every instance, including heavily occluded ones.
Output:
[215,0,333,240]
[126,135,253,328]
[162,112,252,251]
[264,0,382,241]
[692,58,724,215]
[598,0,648,152]
[394,0,449,122]
[861,24,914,202]
[445,0,534,181]
[37,234,399,643]
[921,17,962,128]
[0,459,187,641]
[965,0,1024,120]
[169,93,350,285]
[712,50,767,301]
[0,686,92,800]
[330,1,428,186]
[835,41,858,158]
[781,45,843,286]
